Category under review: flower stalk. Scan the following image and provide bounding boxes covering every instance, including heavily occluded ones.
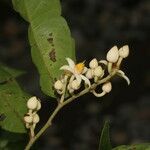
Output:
[25,45,130,150]
[25,69,118,150]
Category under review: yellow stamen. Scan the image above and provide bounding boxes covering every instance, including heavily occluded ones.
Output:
[75,62,85,74]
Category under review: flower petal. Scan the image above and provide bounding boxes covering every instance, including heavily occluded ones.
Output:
[67,84,74,94]
[60,65,74,74]
[117,70,130,85]
[99,60,108,65]
[57,89,63,95]
[82,67,88,74]
[117,70,125,75]
[75,74,82,85]
[92,90,106,97]
[66,58,75,68]
[122,74,130,85]
[80,74,91,87]
[69,75,75,83]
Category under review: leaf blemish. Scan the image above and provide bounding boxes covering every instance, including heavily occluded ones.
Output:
[47,33,54,47]
[49,49,56,62]
[0,113,6,121]
[0,80,8,85]
[24,113,30,117]
[47,37,53,43]
[49,33,53,36]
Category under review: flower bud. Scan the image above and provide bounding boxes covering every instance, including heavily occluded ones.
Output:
[36,100,41,111]
[54,80,63,90]
[119,45,129,58]
[25,123,31,129]
[24,115,33,123]
[106,46,119,63]
[67,84,74,93]
[71,80,80,90]
[94,66,103,77]
[89,58,98,69]
[27,96,38,110]
[33,114,40,124]
[102,82,112,93]
[83,67,88,73]
[86,69,93,79]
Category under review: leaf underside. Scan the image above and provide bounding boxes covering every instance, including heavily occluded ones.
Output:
[12,0,76,98]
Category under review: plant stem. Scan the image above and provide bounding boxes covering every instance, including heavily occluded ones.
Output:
[25,103,63,150]
[62,70,117,106]
[60,75,68,103]
[25,69,117,150]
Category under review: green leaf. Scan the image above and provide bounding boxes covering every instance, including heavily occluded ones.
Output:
[12,0,76,97]
[99,120,112,150]
[0,66,29,133]
[0,64,25,83]
[0,80,28,133]
[112,143,150,150]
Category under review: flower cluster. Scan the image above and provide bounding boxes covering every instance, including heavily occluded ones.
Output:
[54,45,130,98]
[24,96,41,132]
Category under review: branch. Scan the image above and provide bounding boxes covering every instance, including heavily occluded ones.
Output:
[25,69,117,150]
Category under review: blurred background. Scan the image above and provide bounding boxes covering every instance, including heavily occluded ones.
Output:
[0,0,150,149]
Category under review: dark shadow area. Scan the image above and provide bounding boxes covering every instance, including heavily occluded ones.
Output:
[0,128,28,149]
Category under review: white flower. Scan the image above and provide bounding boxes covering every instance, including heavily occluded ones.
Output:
[25,123,31,129]
[33,114,40,124]
[92,82,112,97]
[67,84,74,94]
[87,58,104,80]
[60,58,91,87]
[86,69,93,79]
[93,66,103,77]
[119,45,129,58]
[117,70,130,85]
[102,82,112,93]
[36,100,41,111]
[27,96,38,110]
[24,114,33,123]
[99,60,108,65]
[106,46,119,63]
[54,80,63,90]
[117,45,130,85]
[71,80,80,90]
[89,58,98,69]
[106,46,119,73]
[67,76,80,93]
